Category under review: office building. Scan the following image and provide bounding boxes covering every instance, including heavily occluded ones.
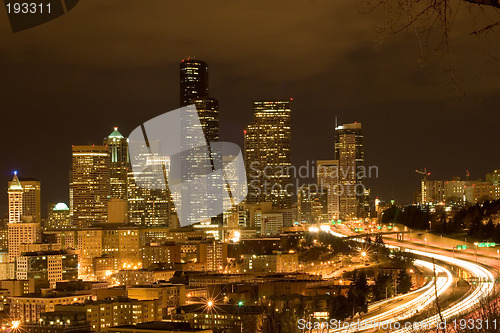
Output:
[104,127,129,200]
[24,310,90,333]
[47,203,71,230]
[335,122,364,219]
[127,139,171,226]
[107,322,211,333]
[70,145,110,227]
[486,169,500,186]
[10,292,92,324]
[180,58,209,107]
[16,251,78,287]
[8,222,41,262]
[56,297,161,331]
[316,160,341,221]
[8,175,41,223]
[8,172,23,224]
[244,100,292,209]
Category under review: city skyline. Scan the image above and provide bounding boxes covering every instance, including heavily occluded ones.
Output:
[2,1,500,331]
[2,1,500,216]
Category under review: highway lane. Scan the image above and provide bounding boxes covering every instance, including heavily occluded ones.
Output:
[320,224,496,332]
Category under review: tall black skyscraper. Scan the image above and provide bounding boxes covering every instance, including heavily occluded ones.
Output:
[179,58,220,144]
[334,122,366,218]
[180,58,209,107]
[179,58,222,225]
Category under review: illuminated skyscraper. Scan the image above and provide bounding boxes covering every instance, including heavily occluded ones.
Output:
[70,145,110,227]
[8,173,41,223]
[8,172,23,224]
[316,160,341,221]
[7,172,41,262]
[104,127,129,200]
[180,58,209,107]
[335,122,365,219]
[127,140,171,226]
[244,100,292,209]
[179,59,220,143]
[46,202,71,230]
[178,59,222,225]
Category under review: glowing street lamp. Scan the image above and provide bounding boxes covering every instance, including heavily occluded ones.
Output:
[11,321,20,330]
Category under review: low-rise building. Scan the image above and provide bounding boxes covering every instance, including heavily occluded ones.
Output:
[23,310,90,333]
[106,321,211,333]
[173,304,262,332]
[56,297,161,332]
[10,292,92,323]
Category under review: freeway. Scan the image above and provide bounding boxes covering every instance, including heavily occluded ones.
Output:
[319,224,497,332]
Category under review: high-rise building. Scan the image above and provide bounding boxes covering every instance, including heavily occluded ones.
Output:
[8,172,23,224]
[298,184,329,224]
[180,58,209,107]
[7,172,41,262]
[316,160,341,221]
[70,145,110,227]
[47,203,71,230]
[8,176,41,223]
[191,98,219,143]
[335,122,364,219]
[178,59,221,226]
[244,100,292,209]
[8,222,41,262]
[104,127,129,200]
[127,139,171,226]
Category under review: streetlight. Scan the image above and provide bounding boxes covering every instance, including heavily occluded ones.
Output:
[11,321,20,330]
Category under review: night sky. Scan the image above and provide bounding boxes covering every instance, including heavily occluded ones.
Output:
[1,0,500,217]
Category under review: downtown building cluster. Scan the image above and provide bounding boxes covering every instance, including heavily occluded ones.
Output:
[0,59,372,333]
[417,169,500,205]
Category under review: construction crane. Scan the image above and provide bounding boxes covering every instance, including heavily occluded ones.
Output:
[415,168,431,181]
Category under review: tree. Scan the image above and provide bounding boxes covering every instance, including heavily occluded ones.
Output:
[381,205,401,224]
[328,295,350,321]
[347,270,369,317]
[397,269,413,294]
[357,0,500,91]
[260,301,302,333]
[372,273,394,301]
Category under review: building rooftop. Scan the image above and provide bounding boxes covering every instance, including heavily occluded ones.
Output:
[176,303,263,315]
[53,203,69,211]
[111,321,204,332]
[108,127,125,139]
[8,173,23,191]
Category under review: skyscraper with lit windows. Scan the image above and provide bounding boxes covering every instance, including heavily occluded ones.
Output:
[244,100,292,209]
[7,172,41,262]
[8,172,23,224]
[70,145,110,227]
[335,122,365,219]
[104,127,129,200]
[179,59,222,225]
[180,58,209,107]
[8,175,41,223]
